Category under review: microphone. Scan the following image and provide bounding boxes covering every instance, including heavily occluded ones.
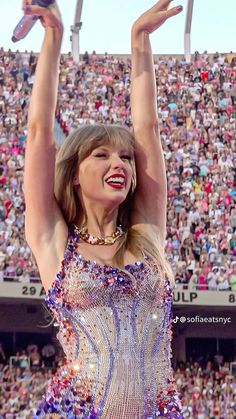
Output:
[12,0,54,43]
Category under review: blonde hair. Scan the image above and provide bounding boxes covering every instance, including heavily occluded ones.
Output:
[54,124,174,285]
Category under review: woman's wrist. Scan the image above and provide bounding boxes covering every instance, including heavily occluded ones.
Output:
[131,24,149,39]
[131,28,150,52]
[131,25,149,49]
[44,26,63,51]
[45,25,63,41]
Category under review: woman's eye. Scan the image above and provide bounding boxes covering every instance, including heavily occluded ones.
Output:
[95,153,107,157]
[94,153,131,160]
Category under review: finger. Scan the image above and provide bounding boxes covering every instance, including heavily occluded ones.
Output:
[165,4,183,18]
[22,0,33,6]
[147,0,175,17]
[154,0,173,12]
[158,0,173,9]
[22,4,49,15]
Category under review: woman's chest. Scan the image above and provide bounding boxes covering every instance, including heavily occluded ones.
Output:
[50,257,168,311]
[75,242,141,267]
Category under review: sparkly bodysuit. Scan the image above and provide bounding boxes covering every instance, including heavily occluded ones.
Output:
[35,225,183,419]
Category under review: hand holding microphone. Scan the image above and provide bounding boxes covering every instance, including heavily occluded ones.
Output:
[12,0,63,42]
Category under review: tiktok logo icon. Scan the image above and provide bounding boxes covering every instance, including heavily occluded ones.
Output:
[173,316,179,323]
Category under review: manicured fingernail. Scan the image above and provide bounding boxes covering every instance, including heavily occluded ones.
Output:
[177,5,183,11]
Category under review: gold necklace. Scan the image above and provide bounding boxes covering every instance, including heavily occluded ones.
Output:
[73,224,125,245]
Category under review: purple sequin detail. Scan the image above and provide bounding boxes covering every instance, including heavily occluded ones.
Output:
[36,224,183,418]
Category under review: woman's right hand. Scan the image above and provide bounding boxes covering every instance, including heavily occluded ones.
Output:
[22,0,63,33]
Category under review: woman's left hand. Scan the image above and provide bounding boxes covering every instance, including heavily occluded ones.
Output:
[132,0,183,35]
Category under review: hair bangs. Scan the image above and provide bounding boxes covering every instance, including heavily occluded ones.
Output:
[77,124,135,164]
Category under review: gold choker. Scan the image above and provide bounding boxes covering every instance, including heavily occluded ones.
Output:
[73,224,125,245]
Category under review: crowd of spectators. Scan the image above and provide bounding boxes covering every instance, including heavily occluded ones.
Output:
[0,340,62,417]
[0,46,235,290]
[176,356,236,418]
[0,340,235,418]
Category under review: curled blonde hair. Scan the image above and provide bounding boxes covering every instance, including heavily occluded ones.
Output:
[54,124,174,285]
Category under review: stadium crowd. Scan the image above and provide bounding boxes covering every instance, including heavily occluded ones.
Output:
[0,47,235,291]
[0,340,236,418]
[0,343,59,418]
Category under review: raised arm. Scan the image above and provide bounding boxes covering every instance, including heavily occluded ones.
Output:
[130,0,183,243]
[23,2,67,281]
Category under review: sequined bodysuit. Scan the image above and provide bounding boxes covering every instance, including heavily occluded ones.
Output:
[35,225,183,418]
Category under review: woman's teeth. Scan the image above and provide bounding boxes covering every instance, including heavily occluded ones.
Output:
[106,177,125,184]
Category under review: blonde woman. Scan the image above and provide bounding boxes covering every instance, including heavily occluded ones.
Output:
[23,0,183,417]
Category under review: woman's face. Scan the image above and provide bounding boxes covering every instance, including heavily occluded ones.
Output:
[75,143,134,210]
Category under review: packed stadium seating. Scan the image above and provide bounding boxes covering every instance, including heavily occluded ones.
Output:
[0,47,235,292]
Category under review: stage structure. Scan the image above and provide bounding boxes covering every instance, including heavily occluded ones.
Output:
[70,0,194,63]
[184,0,194,62]
[71,0,84,63]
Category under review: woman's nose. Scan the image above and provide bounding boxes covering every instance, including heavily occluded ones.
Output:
[110,154,124,167]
